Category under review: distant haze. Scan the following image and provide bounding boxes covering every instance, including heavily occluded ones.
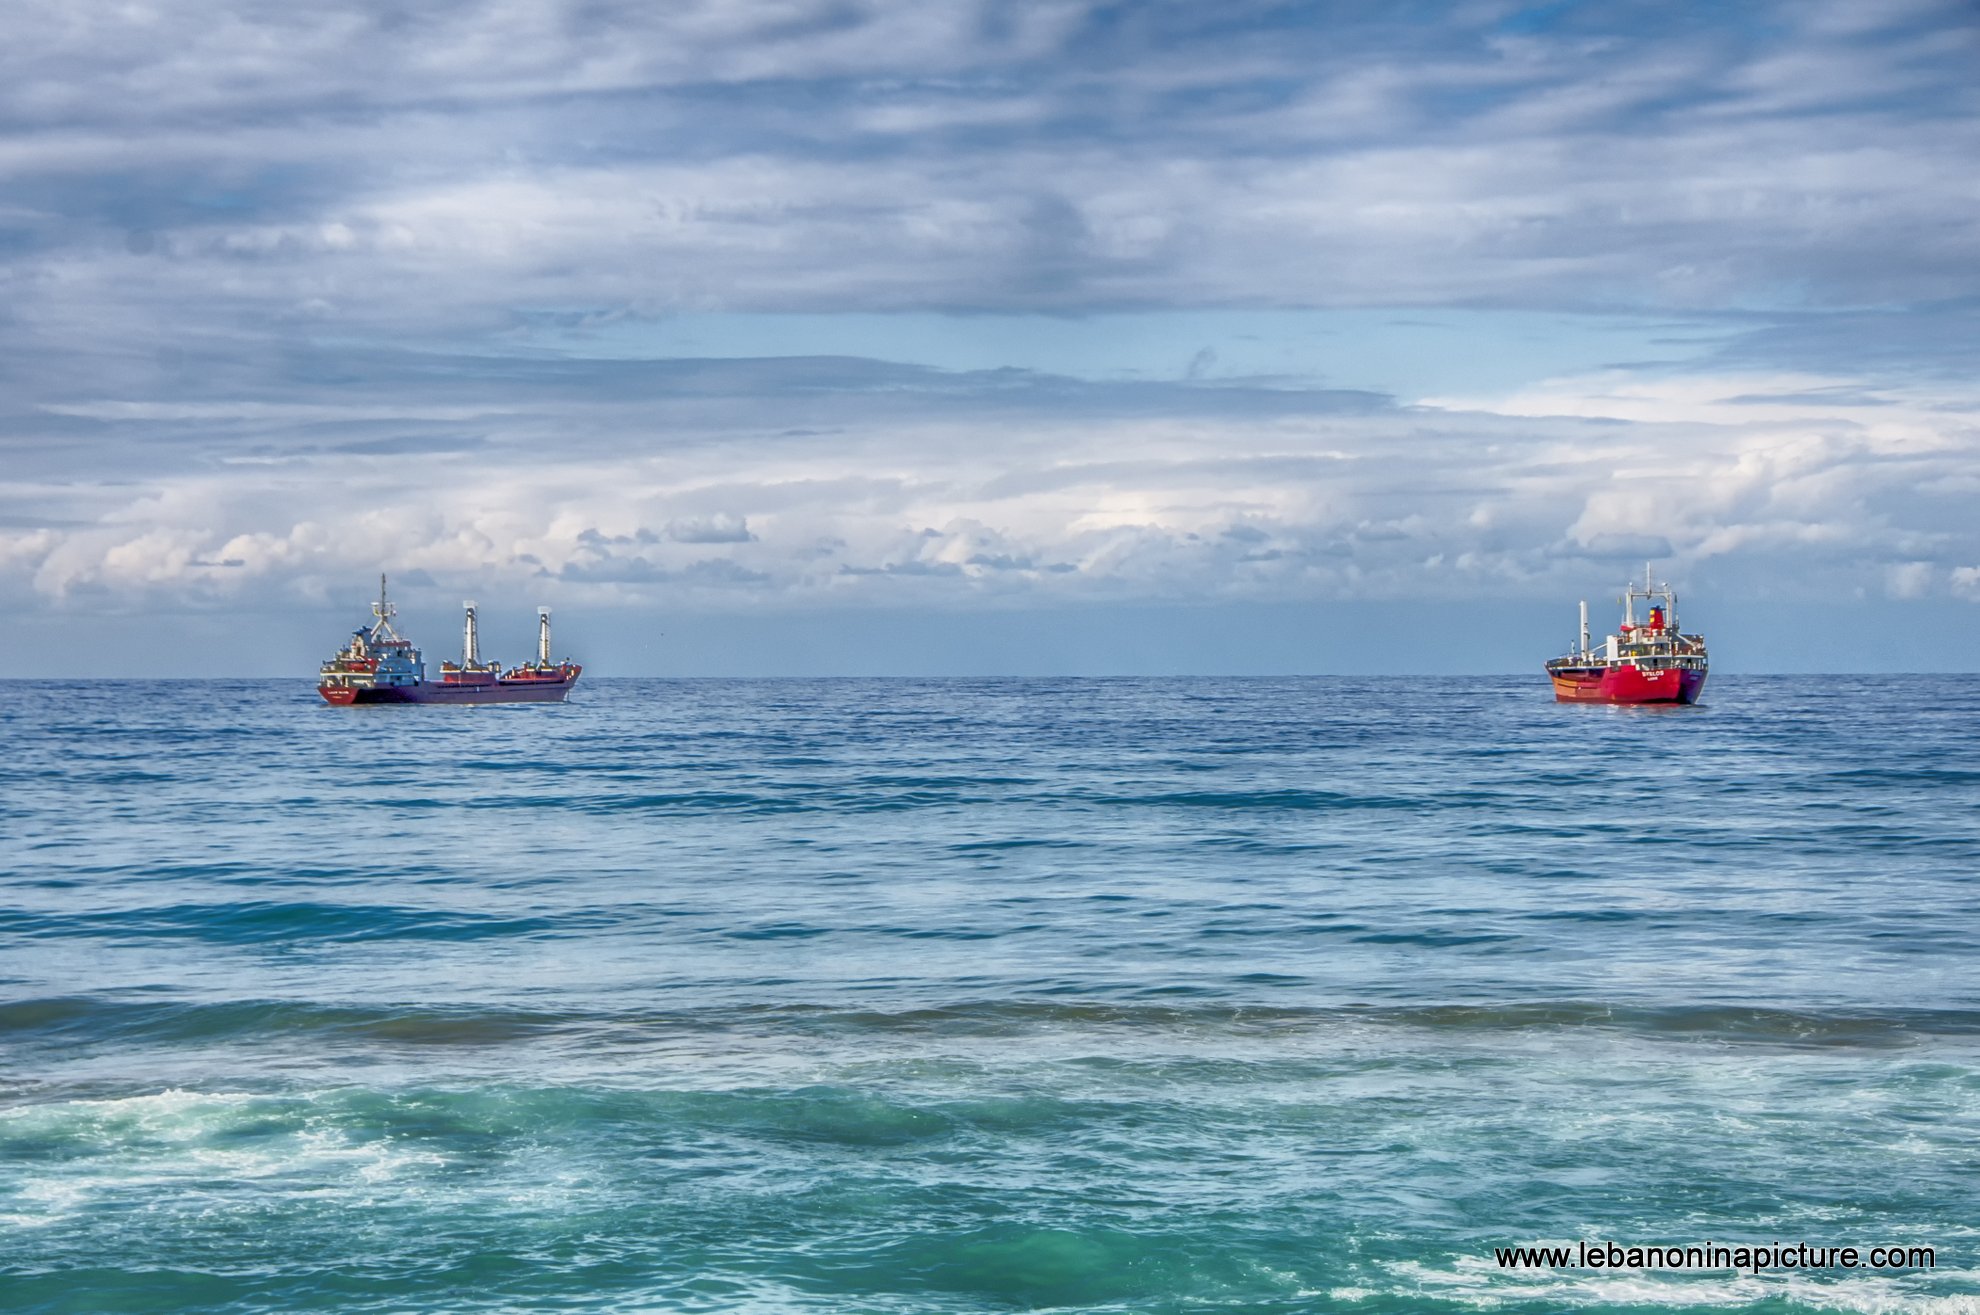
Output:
[2,1,1977,674]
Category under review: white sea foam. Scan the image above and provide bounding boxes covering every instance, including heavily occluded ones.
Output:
[0,1088,450,1224]
[1388,1256,1980,1314]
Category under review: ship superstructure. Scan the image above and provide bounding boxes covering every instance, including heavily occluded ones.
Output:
[317,576,581,705]
[1545,567,1707,705]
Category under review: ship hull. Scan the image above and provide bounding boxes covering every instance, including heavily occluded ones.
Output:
[318,672,579,705]
[1549,665,1705,705]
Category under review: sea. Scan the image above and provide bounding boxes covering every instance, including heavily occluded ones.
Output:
[2,676,1975,1314]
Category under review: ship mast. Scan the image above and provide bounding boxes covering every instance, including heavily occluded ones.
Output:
[538,607,552,665]
[369,573,403,642]
[463,601,480,668]
[1578,600,1590,656]
[1619,564,1680,634]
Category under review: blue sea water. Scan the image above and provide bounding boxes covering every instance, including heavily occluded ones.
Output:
[1,675,1976,1314]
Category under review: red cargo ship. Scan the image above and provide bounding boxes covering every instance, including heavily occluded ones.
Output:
[1545,568,1707,704]
[318,576,581,705]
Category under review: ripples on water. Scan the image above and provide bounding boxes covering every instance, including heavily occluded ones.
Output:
[2,676,1977,1313]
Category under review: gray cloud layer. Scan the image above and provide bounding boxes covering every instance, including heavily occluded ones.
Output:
[9,0,1978,357]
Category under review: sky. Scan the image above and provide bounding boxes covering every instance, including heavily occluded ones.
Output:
[2,0,1977,675]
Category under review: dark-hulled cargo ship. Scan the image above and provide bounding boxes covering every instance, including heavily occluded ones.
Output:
[1545,567,1707,705]
[318,576,581,705]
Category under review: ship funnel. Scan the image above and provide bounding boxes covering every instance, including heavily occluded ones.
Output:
[463,601,479,667]
[537,607,552,665]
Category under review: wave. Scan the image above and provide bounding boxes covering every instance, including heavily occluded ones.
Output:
[1086,787,1430,811]
[7,996,1978,1053]
[280,784,1564,818]
[1384,1258,1980,1315]
[2,1082,1972,1314]
[0,901,572,945]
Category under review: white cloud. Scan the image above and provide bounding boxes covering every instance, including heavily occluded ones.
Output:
[665,514,755,544]
[1885,561,1934,599]
[6,360,1977,617]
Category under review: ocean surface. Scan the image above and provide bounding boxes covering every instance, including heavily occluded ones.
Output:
[2,675,1976,1314]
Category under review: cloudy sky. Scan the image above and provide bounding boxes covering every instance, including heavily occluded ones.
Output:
[4,0,1977,674]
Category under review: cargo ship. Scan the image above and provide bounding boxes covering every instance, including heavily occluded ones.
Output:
[317,576,581,705]
[1545,567,1707,704]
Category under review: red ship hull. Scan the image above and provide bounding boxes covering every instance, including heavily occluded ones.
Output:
[1549,665,1705,705]
[318,667,580,705]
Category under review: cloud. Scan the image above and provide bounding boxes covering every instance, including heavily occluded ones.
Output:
[4,351,1975,621]
[1885,561,1934,599]
[3,1,1976,347]
[665,514,756,544]
[2,0,1978,658]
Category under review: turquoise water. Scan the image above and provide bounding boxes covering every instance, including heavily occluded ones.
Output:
[2,677,1976,1313]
